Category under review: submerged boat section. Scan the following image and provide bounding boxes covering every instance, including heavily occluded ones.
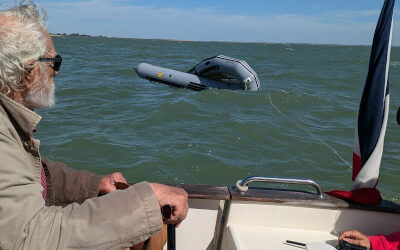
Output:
[134,55,260,91]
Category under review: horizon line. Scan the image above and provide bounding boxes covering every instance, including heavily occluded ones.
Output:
[50,33,389,47]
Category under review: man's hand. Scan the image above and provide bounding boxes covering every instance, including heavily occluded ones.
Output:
[99,172,127,195]
[149,183,189,226]
[338,230,371,249]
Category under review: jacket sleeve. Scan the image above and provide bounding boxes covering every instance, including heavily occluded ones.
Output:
[42,158,103,206]
[369,231,400,250]
[0,131,163,250]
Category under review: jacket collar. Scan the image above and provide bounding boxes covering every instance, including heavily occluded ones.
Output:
[0,93,41,136]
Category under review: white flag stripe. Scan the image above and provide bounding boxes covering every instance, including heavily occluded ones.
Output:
[352,94,390,190]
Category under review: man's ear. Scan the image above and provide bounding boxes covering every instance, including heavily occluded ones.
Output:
[22,60,40,90]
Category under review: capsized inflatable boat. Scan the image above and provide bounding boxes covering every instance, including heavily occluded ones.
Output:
[134,55,260,91]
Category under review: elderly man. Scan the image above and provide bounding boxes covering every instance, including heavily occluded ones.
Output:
[0,2,188,249]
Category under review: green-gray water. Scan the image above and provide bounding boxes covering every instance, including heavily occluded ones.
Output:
[37,36,400,201]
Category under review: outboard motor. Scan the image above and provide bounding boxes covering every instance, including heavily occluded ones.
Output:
[134,55,260,91]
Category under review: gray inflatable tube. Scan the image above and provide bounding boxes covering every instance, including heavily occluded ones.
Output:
[134,55,260,91]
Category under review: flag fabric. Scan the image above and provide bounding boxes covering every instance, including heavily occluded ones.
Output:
[326,0,394,205]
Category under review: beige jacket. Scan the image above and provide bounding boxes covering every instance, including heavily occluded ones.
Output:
[0,93,163,249]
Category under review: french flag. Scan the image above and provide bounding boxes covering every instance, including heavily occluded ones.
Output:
[327,0,393,205]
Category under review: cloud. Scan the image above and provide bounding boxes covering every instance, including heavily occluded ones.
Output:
[14,0,400,45]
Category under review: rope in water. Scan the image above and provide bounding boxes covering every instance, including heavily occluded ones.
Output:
[266,93,352,168]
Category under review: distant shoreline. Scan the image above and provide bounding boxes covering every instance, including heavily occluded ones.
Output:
[50,33,198,43]
[49,33,387,47]
[50,33,115,39]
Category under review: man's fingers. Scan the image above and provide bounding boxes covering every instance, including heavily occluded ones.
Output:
[116,173,127,183]
[165,213,186,226]
[342,238,362,246]
[173,199,189,221]
[338,230,371,249]
[338,230,361,241]
[163,204,188,225]
[110,172,127,184]
[149,183,189,225]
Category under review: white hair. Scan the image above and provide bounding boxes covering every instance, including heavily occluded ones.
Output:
[0,1,48,95]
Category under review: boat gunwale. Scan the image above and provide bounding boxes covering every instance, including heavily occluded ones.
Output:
[128,182,400,214]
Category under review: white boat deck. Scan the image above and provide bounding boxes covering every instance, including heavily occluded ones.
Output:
[220,201,400,250]
[158,183,400,250]
[227,225,336,250]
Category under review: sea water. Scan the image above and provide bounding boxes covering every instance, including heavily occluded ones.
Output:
[36,36,400,201]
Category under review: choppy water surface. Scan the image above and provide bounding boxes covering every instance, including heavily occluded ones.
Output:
[37,36,400,201]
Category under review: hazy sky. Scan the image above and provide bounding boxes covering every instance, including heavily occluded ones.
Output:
[2,0,400,45]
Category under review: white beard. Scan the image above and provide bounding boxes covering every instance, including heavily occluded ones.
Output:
[24,74,55,110]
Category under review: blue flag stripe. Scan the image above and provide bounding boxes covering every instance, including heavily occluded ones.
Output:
[358,0,393,166]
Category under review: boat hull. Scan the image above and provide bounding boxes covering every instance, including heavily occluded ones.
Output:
[152,183,400,250]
